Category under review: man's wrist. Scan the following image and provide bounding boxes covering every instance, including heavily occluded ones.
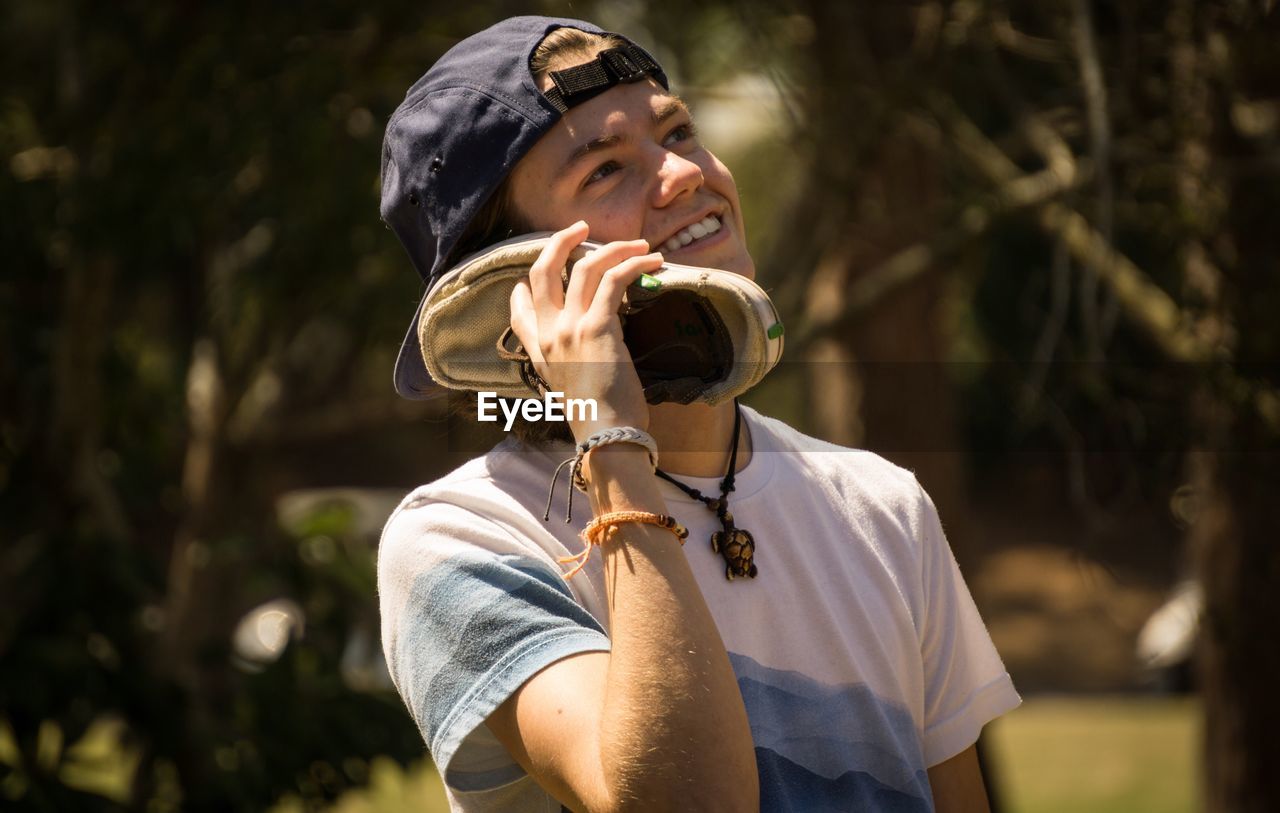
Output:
[584,444,666,513]
[585,443,653,477]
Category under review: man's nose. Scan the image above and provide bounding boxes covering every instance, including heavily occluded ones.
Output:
[651,150,703,208]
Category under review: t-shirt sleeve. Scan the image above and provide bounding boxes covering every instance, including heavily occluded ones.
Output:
[914,484,1021,767]
[377,497,611,791]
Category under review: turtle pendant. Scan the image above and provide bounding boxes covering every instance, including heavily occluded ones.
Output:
[710,526,759,580]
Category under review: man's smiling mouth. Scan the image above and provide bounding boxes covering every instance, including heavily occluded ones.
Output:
[661,214,722,254]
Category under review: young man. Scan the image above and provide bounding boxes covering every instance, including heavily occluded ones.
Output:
[378,16,1019,812]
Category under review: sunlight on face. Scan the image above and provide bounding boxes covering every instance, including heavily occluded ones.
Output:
[509,79,755,279]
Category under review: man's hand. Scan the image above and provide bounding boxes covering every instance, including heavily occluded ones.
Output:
[508,220,663,439]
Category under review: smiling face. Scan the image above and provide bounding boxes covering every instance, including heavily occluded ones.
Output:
[508,77,756,279]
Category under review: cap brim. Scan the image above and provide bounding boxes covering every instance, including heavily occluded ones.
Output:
[393,294,446,400]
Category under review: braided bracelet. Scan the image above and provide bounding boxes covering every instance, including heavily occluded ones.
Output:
[559,510,689,579]
[542,427,659,523]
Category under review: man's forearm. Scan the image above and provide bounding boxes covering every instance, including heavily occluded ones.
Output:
[585,444,759,811]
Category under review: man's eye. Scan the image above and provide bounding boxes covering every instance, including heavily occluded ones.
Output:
[664,122,698,146]
[585,160,621,186]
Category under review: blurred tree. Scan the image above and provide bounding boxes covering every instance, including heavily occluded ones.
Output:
[1165,2,1280,810]
[730,0,1279,808]
[0,1,570,809]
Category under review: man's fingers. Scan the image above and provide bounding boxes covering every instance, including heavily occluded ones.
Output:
[528,221,588,317]
[564,238,651,314]
[509,280,545,366]
[587,253,665,322]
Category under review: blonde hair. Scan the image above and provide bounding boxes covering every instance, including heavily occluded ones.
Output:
[529,27,627,79]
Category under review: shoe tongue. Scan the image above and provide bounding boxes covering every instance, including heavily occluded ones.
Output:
[642,376,709,405]
[632,337,719,405]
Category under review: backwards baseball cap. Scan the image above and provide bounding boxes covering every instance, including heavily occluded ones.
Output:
[380,16,668,398]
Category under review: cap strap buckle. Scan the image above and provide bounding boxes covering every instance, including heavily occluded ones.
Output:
[599,47,646,82]
[544,44,660,113]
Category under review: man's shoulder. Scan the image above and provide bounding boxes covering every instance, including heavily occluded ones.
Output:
[381,437,565,542]
[376,439,580,593]
[745,406,922,499]
[395,437,559,507]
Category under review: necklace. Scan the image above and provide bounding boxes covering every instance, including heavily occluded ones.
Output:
[654,400,759,581]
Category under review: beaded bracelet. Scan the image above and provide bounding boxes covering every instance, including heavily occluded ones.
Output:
[542,427,659,523]
[559,510,689,579]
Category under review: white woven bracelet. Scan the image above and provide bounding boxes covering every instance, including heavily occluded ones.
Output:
[573,427,659,487]
[543,426,659,523]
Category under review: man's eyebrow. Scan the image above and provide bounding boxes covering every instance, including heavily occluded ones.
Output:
[652,95,690,126]
[561,95,693,173]
[564,134,624,172]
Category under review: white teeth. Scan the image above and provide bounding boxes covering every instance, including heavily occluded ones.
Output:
[661,215,722,254]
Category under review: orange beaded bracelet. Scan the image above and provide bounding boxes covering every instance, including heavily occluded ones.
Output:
[558,511,689,579]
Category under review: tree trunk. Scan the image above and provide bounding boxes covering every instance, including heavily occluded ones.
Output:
[795,0,971,547]
[1172,1,1280,809]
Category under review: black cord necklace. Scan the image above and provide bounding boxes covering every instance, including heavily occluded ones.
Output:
[654,399,759,581]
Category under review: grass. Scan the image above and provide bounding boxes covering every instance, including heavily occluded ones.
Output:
[985,695,1200,813]
[269,756,448,813]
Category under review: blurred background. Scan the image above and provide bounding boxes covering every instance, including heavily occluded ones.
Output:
[3,0,1278,810]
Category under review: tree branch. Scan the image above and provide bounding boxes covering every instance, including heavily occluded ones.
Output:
[940,100,1277,430]
[938,100,1218,364]
[792,115,1087,348]
[1071,0,1119,358]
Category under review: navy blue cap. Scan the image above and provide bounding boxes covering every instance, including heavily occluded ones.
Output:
[381,16,669,398]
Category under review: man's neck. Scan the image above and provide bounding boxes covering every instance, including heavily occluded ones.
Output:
[647,400,752,478]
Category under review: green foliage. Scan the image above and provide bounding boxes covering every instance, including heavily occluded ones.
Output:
[0,1,562,808]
